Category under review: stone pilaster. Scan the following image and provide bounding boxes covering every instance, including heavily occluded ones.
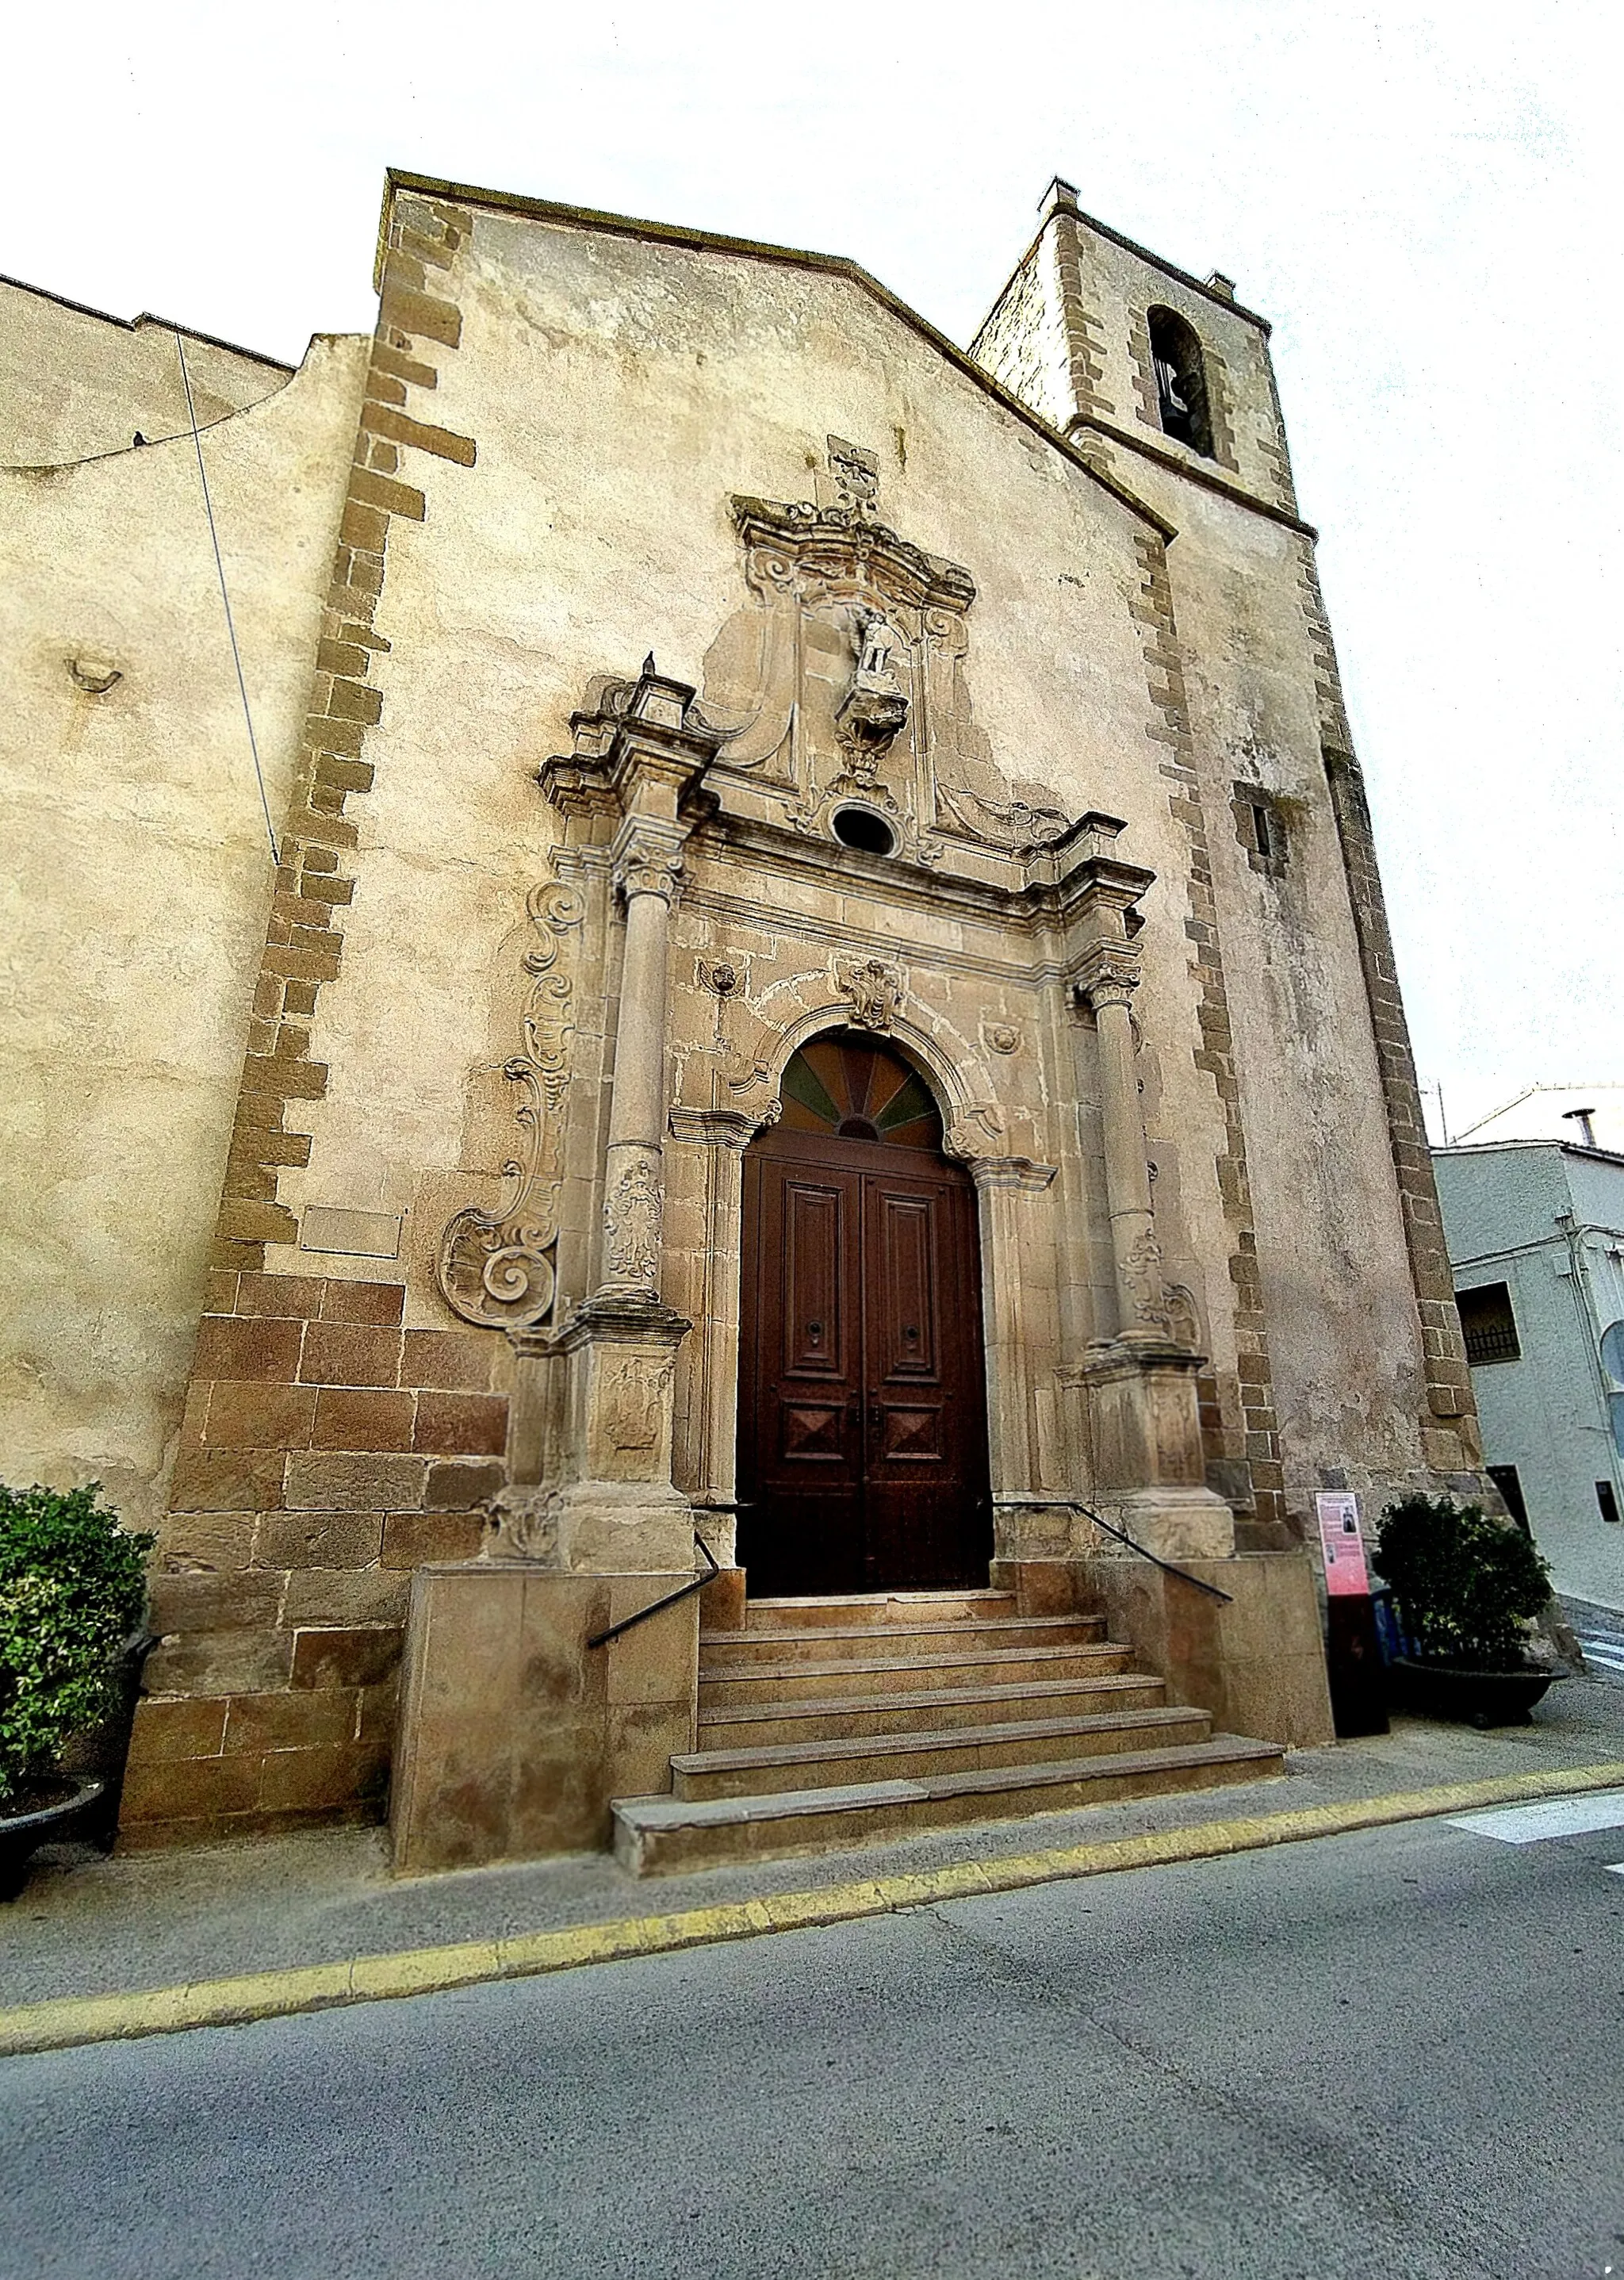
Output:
[1068,931,1234,1562]
[599,818,684,1301]
[1076,945,1170,1343]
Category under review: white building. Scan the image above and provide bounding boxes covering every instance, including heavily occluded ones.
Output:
[1434,1091,1624,1618]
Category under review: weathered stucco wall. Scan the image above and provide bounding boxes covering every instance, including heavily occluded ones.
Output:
[266,205,1235,1399]
[0,276,294,468]
[1132,470,1438,1511]
[0,331,370,1527]
[972,189,1480,1518]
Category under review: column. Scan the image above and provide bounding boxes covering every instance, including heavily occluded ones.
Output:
[969,1160,1047,1501]
[1082,955,1170,1341]
[599,818,685,1298]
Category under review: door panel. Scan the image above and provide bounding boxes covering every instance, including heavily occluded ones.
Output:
[782,1179,846,1378]
[862,1167,985,1590]
[739,1125,991,1596]
[740,1150,864,1596]
[874,1190,938,1380]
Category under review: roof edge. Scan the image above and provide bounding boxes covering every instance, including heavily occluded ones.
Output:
[1434,1137,1624,1170]
[376,169,1178,544]
[969,203,1272,363]
[0,270,293,374]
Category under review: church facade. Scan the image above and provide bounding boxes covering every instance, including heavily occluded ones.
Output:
[1,174,1488,1860]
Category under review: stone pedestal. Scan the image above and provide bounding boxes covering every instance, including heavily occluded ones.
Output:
[1083,1549,1335,1748]
[523,1295,695,1572]
[390,1562,698,1875]
[1073,1336,1236,1561]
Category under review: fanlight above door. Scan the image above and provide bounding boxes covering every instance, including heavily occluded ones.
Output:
[779,1035,943,1151]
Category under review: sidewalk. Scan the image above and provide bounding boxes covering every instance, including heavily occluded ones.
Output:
[6,1667,1623,2029]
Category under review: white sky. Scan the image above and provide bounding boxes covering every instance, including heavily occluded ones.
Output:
[7,0,1617,1141]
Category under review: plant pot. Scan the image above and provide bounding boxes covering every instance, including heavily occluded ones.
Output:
[0,1777,107,1902]
[56,1630,156,1852]
[1388,1656,1563,1729]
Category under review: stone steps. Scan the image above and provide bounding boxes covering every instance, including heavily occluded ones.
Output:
[612,1735,1286,1875]
[699,1642,1134,1705]
[610,1585,1286,1876]
[699,1612,1106,1664]
[671,1703,1214,1801]
[697,1671,1167,1749]
[743,1589,1021,1630]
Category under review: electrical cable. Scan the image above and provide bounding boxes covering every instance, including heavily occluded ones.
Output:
[174,332,278,865]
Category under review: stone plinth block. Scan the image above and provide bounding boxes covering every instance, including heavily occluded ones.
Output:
[389,1562,698,1875]
[1078,1339,1216,1507]
[1083,1548,1334,1748]
[1092,1484,1235,1563]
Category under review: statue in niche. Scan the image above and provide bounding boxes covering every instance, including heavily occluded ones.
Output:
[835,607,910,779]
[692,444,1079,861]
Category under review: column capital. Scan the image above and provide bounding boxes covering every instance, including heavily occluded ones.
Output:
[611,816,687,906]
[668,1105,779,1151]
[1074,945,1142,1014]
[964,1155,1059,1194]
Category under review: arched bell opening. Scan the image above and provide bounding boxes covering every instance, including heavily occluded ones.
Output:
[736,1030,994,1596]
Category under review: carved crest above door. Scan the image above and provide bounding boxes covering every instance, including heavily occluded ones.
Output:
[695,439,1073,872]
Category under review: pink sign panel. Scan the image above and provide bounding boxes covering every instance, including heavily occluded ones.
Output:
[1316,1491,1372,1597]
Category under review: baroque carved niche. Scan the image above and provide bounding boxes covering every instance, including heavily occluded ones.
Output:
[695,441,1073,868]
[435,875,584,1330]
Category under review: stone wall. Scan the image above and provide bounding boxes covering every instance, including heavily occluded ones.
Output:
[118,190,500,1841]
[10,174,1462,1845]
[0,274,294,467]
[0,328,368,1534]
[126,1267,506,1848]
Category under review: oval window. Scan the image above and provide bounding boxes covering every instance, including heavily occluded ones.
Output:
[831,806,896,856]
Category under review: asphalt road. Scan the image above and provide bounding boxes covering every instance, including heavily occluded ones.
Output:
[5,1806,1624,2280]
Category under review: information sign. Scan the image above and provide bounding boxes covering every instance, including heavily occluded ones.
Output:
[1316,1490,1372,1597]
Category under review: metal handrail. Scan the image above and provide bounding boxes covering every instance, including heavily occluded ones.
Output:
[585,1506,745,1650]
[994,1496,1235,1604]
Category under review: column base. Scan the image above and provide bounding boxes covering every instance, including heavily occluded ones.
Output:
[1090,1485,1236,1562]
[487,1479,697,1574]
[390,1562,699,1874]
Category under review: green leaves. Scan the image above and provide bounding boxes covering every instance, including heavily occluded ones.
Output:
[0,1484,153,1813]
[1374,1494,1552,1672]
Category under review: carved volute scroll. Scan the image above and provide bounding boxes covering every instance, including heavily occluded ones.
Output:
[435,876,584,1329]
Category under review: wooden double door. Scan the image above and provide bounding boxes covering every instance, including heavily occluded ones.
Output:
[737,1039,992,1596]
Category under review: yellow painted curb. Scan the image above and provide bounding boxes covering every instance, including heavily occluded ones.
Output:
[5,1758,1622,2060]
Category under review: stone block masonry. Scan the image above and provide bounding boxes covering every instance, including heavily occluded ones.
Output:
[126,1270,505,1849]
[215,190,476,1278]
[124,190,489,1849]
[1129,531,1288,1540]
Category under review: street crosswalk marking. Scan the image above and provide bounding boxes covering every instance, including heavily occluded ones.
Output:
[1576,1632,1624,1676]
[1446,1791,1624,1845]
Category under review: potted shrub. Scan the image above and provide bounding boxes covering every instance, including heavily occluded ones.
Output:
[1374,1493,1561,1727]
[0,1483,153,1899]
